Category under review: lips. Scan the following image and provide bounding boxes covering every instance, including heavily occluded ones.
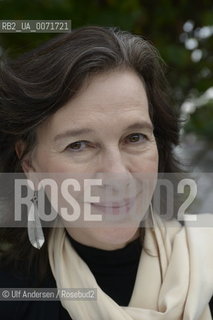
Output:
[91,197,136,208]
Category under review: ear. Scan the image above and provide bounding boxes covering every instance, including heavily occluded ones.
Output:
[15,141,41,193]
[15,140,36,174]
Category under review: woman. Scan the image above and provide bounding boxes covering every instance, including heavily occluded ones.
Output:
[0,26,212,319]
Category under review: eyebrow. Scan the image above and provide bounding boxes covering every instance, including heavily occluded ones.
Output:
[54,121,153,143]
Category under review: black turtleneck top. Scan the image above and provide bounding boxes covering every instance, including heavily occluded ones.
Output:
[66,232,142,306]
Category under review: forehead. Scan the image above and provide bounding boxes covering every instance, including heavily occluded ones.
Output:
[39,70,150,134]
[69,69,148,111]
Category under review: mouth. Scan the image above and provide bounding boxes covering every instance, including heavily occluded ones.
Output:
[91,197,136,208]
[90,196,137,215]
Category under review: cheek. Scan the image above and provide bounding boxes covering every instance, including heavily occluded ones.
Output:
[33,147,71,173]
[146,149,159,171]
[134,145,159,173]
[34,147,93,173]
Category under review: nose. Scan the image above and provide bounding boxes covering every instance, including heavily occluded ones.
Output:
[95,146,133,192]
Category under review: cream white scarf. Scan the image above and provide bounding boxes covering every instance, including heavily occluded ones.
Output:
[48,213,213,320]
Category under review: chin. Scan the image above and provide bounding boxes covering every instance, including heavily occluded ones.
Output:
[92,225,140,250]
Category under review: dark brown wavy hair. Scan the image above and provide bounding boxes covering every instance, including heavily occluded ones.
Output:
[0,25,181,285]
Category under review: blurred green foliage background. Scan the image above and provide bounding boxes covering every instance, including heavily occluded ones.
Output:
[0,0,212,142]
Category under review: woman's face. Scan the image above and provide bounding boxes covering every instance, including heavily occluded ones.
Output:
[24,69,159,250]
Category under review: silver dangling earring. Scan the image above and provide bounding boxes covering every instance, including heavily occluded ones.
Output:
[27,190,45,249]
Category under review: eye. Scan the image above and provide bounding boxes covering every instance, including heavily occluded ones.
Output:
[66,140,89,152]
[125,133,148,144]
